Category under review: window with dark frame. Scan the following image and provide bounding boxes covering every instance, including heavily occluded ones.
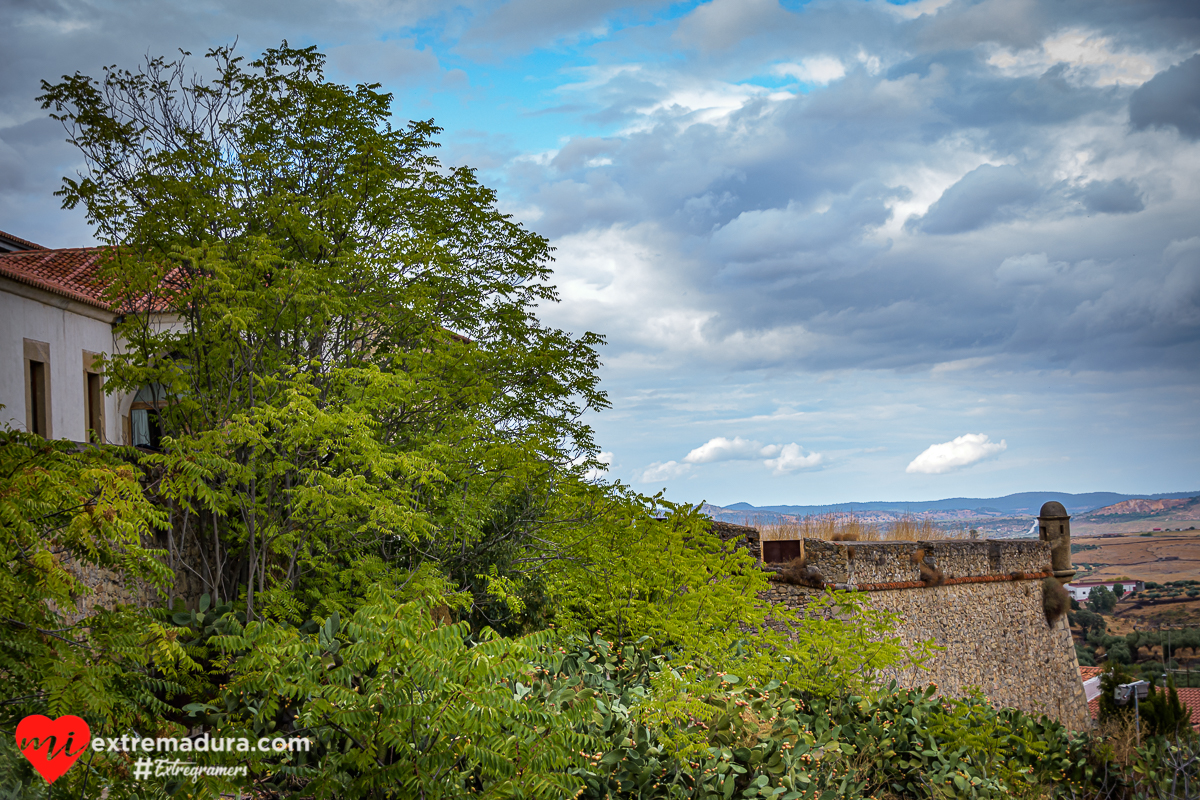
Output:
[24,339,51,438]
[28,360,47,437]
[86,371,104,443]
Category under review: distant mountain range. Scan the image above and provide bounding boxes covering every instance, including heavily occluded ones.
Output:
[706,491,1200,524]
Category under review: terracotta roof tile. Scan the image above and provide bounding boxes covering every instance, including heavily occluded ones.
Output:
[1085,680,1200,729]
[1080,666,1103,680]
[1177,688,1200,728]
[0,229,48,251]
[0,247,113,308]
[0,246,180,313]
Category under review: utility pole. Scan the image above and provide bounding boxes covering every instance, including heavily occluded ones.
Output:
[1116,681,1150,746]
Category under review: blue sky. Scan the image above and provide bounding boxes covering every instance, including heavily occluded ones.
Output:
[3,0,1198,506]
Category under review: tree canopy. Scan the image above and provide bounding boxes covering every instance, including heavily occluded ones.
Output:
[38,43,610,625]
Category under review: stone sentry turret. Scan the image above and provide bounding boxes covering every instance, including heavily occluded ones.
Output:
[1038,501,1076,585]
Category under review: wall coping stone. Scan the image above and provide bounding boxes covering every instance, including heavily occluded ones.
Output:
[776,538,1052,586]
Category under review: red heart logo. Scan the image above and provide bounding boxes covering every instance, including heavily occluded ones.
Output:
[16,715,91,784]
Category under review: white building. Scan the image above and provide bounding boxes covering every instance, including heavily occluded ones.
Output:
[0,230,165,446]
[1065,579,1145,602]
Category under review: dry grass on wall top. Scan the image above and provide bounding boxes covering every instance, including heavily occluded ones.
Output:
[757,513,973,542]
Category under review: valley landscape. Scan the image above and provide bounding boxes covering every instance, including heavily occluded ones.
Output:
[1073,530,1200,584]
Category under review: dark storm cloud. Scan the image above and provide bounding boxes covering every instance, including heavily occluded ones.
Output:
[914,0,1048,50]
[709,180,901,277]
[513,0,1200,381]
[5,0,1199,381]
[1076,179,1144,214]
[1130,54,1200,140]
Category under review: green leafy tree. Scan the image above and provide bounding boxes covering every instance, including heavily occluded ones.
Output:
[38,44,610,624]
[1072,609,1106,635]
[1076,644,1097,666]
[26,42,964,800]
[543,498,931,709]
[1099,661,1137,723]
[1088,586,1117,614]
[1141,676,1192,738]
[1107,641,1133,665]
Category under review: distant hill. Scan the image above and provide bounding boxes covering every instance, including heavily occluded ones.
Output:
[708,491,1200,522]
[1081,496,1200,521]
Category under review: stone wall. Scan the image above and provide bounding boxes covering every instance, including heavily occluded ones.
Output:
[60,528,211,622]
[56,553,162,623]
[749,534,1092,731]
[801,538,1049,586]
[865,579,1089,729]
[711,521,762,562]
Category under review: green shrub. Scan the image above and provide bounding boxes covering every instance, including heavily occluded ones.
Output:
[1073,610,1106,634]
[1107,642,1134,664]
[1088,586,1118,614]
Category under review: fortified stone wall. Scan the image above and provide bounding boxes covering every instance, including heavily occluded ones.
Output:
[729,523,1092,730]
[867,580,1087,728]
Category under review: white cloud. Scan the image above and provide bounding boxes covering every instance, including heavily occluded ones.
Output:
[763,443,826,475]
[772,57,846,86]
[906,434,1008,474]
[987,29,1161,87]
[666,436,827,475]
[930,356,994,376]
[879,0,955,21]
[684,436,774,463]
[625,79,792,133]
[582,451,614,481]
[856,49,882,75]
[637,460,692,482]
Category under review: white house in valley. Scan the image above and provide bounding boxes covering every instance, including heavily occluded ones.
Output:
[1065,579,1145,602]
[0,230,167,447]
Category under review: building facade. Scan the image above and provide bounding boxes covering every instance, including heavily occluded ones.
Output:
[0,231,162,446]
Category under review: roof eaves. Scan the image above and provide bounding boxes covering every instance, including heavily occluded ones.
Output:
[0,229,49,252]
[0,249,112,310]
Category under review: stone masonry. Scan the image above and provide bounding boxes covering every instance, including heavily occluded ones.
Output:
[727,517,1092,731]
